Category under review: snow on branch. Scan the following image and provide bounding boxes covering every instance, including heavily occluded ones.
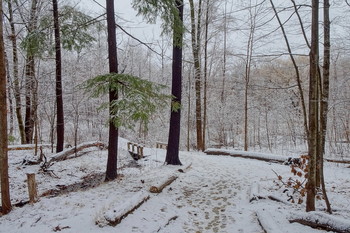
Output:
[48,141,105,163]
[289,211,350,233]
[96,191,150,227]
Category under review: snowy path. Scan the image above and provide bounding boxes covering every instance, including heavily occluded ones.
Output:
[2,148,349,233]
[116,153,274,233]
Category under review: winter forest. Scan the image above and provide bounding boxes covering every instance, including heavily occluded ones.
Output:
[1,0,350,232]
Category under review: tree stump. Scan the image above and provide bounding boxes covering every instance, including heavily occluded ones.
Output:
[27,173,38,204]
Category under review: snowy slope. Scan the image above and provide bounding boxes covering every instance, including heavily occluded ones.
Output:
[1,141,350,233]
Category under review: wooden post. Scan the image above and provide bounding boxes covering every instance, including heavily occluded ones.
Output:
[27,173,38,204]
[137,146,143,159]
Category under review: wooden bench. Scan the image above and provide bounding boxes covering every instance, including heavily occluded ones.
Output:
[127,142,144,160]
[156,142,168,150]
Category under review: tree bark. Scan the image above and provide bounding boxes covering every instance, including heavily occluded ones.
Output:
[319,0,332,214]
[105,0,119,181]
[149,176,178,193]
[0,0,12,213]
[202,0,210,150]
[189,0,204,151]
[244,5,256,151]
[24,0,39,144]
[53,0,64,152]
[306,0,319,212]
[165,0,184,165]
[7,0,25,144]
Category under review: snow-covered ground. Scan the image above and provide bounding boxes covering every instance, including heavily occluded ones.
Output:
[1,138,350,233]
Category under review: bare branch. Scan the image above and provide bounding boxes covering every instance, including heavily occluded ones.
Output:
[116,23,162,57]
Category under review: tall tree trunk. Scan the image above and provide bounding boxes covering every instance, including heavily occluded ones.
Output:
[0,0,12,214]
[202,0,210,150]
[165,0,184,165]
[24,0,39,144]
[187,68,191,151]
[7,0,25,143]
[189,0,203,151]
[53,0,64,152]
[319,0,332,214]
[24,55,35,143]
[105,0,119,181]
[5,53,14,135]
[244,6,255,151]
[306,0,319,212]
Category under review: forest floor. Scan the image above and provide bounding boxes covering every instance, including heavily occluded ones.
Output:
[1,138,350,233]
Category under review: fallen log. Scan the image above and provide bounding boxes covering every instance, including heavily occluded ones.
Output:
[96,191,150,227]
[205,149,286,164]
[289,211,350,233]
[325,158,350,164]
[178,163,192,173]
[157,216,178,232]
[8,144,52,151]
[149,176,178,193]
[256,210,283,233]
[48,141,105,163]
[256,209,284,233]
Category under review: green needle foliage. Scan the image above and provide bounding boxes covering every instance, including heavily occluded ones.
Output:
[21,5,100,57]
[82,73,177,129]
[131,0,184,45]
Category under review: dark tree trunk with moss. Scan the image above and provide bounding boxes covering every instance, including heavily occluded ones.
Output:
[105,0,119,181]
[0,0,12,214]
[53,0,64,152]
[165,0,184,165]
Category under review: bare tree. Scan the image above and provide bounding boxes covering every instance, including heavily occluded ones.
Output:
[306,0,319,212]
[0,0,12,214]
[243,0,259,151]
[270,0,309,140]
[318,0,332,214]
[189,0,204,151]
[202,0,211,150]
[6,0,26,143]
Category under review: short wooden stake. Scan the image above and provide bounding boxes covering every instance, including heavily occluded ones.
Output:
[27,173,38,204]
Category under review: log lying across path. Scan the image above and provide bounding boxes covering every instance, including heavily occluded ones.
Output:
[96,191,150,227]
[149,176,178,193]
